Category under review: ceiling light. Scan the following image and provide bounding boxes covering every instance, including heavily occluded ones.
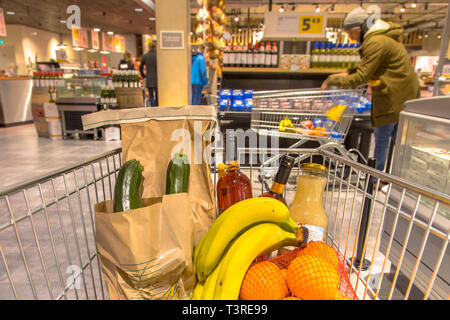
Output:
[100,50,110,55]
[400,5,406,13]
[330,4,335,13]
[57,43,68,49]
[437,34,442,39]
[148,17,156,21]
[93,28,101,32]
[279,5,284,13]
[292,5,296,11]
[315,5,321,13]
[107,31,114,35]
[234,15,239,22]
[60,20,67,24]
[6,11,16,15]
[424,33,428,38]
[88,48,98,53]
[411,3,417,8]
[73,47,85,51]
[135,8,144,12]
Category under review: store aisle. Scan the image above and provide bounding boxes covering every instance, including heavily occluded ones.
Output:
[0,124,121,191]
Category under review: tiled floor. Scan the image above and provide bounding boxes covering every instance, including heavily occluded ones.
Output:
[0,124,121,192]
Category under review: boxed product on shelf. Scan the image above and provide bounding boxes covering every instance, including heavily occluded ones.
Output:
[409,156,429,172]
[426,169,448,191]
[280,55,311,72]
[280,55,291,70]
[427,152,450,176]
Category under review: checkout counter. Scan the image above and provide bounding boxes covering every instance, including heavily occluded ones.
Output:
[0,76,33,127]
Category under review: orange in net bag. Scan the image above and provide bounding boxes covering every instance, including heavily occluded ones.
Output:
[297,241,340,270]
[269,244,358,300]
[240,261,287,300]
[286,254,339,300]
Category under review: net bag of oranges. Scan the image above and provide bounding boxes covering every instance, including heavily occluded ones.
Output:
[240,241,358,300]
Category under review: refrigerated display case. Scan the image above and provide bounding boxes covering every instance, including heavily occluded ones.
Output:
[380,96,450,300]
[56,76,108,139]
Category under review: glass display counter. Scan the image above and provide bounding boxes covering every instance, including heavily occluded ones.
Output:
[56,77,109,139]
[380,96,450,300]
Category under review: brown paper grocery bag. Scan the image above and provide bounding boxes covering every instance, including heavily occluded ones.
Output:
[83,106,217,246]
[94,194,195,300]
[118,106,217,246]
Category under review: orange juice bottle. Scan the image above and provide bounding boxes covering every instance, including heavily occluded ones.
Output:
[288,163,328,242]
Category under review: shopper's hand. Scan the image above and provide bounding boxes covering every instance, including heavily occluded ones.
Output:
[321,79,329,90]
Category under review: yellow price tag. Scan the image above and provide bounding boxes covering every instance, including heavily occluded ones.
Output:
[299,16,323,34]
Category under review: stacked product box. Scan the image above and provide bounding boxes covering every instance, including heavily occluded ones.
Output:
[32,103,63,140]
[405,146,450,193]
[218,89,254,111]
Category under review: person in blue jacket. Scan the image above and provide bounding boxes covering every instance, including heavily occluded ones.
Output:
[191,44,208,105]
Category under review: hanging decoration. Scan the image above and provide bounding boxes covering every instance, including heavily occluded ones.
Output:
[194,0,227,77]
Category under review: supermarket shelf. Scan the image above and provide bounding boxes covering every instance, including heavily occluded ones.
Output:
[223,67,347,74]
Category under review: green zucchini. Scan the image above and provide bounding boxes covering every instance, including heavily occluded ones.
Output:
[166,153,190,194]
[113,159,145,212]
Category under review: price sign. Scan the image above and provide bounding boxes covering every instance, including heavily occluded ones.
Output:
[263,11,327,39]
[299,16,324,34]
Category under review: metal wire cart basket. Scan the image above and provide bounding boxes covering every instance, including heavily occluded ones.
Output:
[251,86,368,150]
[0,147,448,300]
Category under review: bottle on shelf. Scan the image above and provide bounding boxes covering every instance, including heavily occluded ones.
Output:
[330,43,338,69]
[247,43,253,68]
[259,155,295,205]
[224,44,230,67]
[216,131,253,214]
[48,80,56,103]
[342,43,350,69]
[264,41,272,68]
[310,42,319,69]
[326,42,333,69]
[353,43,361,69]
[271,42,278,68]
[252,43,258,68]
[318,42,326,69]
[242,41,248,68]
[229,42,235,67]
[336,43,344,69]
[288,163,328,242]
[258,41,265,68]
[235,42,242,67]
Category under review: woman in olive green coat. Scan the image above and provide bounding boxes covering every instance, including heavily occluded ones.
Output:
[322,7,421,172]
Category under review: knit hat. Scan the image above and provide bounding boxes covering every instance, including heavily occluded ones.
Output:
[343,7,369,30]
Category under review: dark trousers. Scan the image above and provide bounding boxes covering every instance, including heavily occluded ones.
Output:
[147,87,158,107]
[192,84,204,105]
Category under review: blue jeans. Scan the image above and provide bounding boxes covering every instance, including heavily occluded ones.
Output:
[192,84,204,105]
[374,123,398,172]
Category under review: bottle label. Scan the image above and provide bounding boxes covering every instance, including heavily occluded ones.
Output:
[298,223,324,242]
[271,54,278,66]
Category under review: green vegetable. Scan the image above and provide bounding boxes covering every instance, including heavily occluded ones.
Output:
[166,153,190,194]
[113,159,145,213]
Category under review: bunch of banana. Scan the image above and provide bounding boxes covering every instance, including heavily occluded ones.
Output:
[192,197,305,300]
[279,116,296,133]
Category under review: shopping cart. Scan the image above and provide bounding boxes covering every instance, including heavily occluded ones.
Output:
[0,147,448,300]
[251,87,368,183]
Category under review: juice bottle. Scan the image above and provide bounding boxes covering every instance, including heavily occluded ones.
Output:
[288,163,328,242]
[216,132,253,214]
